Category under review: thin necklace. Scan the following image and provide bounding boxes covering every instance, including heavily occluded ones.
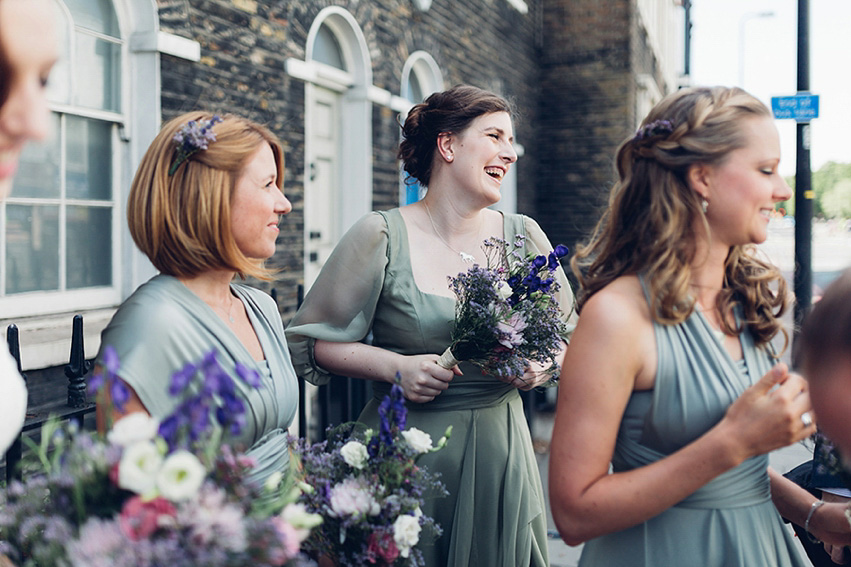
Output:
[423,201,480,264]
[214,293,237,323]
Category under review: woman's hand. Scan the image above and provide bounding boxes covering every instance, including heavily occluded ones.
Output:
[498,359,556,390]
[809,499,851,550]
[396,355,460,403]
[720,363,816,461]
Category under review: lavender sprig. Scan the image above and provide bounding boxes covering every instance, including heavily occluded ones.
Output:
[168,115,223,176]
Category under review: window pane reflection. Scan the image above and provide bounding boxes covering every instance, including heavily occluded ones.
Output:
[75,33,121,112]
[64,0,120,36]
[5,205,60,294]
[66,117,112,200]
[66,206,111,288]
[14,114,61,199]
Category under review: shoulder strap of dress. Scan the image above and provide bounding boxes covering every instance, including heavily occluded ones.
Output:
[504,212,527,241]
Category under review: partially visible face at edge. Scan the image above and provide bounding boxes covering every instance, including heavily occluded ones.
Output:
[0,0,59,199]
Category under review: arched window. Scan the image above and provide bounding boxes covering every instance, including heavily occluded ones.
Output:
[399,52,442,205]
[313,24,346,71]
[2,0,123,314]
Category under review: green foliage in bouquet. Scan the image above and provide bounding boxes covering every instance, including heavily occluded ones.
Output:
[0,347,320,567]
[292,380,450,567]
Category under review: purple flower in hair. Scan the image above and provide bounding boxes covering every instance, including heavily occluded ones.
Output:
[168,115,223,175]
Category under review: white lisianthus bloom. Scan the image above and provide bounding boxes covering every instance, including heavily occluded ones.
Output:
[496,280,513,301]
[156,450,206,501]
[340,440,369,469]
[280,502,323,543]
[264,471,283,492]
[329,477,380,518]
[118,440,163,496]
[393,513,422,558]
[107,412,160,447]
[401,428,433,454]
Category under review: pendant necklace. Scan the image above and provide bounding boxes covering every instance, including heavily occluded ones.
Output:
[215,294,237,323]
[423,201,479,264]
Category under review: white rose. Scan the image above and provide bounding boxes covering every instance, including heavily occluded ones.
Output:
[118,440,163,496]
[156,450,206,501]
[280,502,323,543]
[340,440,369,469]
[393,514,422,558]
[107,412,160,447]
[496,280,513,301]
[402,428,433,454]
[329,477,381,518]
[0,347,27,454]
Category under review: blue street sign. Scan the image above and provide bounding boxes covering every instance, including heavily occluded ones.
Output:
[771,93,819,122]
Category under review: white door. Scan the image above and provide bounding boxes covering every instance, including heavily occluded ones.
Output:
[305,86,341,290]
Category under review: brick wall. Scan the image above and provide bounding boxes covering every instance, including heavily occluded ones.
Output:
[155,0,669,315]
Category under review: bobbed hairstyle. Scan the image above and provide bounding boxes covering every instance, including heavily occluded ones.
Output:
[127,111,284,280]
[572,86,788,347]
[798,268,851,379]
[398,84,513,187]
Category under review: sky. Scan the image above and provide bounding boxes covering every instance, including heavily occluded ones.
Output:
[689,0,851,176]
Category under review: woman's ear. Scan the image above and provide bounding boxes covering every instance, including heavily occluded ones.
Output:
[686,163,711,201]
[436,132,455,163]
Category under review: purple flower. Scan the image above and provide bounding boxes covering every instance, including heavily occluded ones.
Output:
[235,363,262,388]
[169,362,197,396]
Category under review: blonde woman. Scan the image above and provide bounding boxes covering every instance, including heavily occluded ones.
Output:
[96,112,297,486]
[548,86,851,566]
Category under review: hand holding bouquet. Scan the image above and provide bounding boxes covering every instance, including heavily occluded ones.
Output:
[437,235,569,386]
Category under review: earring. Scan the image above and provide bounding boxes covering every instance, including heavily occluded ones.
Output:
[446,153,454,162]
[701,198,709,214]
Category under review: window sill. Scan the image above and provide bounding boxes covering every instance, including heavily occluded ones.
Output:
[1,308,116,371]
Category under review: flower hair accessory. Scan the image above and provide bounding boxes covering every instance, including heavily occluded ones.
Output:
[633,119,674,143]
[168,115,223,175]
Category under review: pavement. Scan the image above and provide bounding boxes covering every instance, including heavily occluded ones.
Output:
[532,410,816,567]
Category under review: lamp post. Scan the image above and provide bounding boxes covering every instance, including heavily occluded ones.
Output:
[738,11,775,87]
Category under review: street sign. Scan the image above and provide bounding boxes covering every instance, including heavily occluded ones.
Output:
[771,93,819,122]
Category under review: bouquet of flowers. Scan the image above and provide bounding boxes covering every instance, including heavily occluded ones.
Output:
[436,235,569,383]
[292,380,450,567]
[0,347,321,567]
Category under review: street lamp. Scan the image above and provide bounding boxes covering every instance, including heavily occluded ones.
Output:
[738,11,775,87]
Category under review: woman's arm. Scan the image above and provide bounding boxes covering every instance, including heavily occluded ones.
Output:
[313,340,458,403]
[94,370,148,433]
[548,278,813,545]
[769,467,851,547]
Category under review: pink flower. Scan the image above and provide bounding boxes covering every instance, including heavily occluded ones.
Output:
[267,516,302,565]
[496,313,527,348]
[367,531,400,564]
[118,495,176,541]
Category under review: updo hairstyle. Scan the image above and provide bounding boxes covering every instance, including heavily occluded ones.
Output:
[572,86,788,347]
[398,84,513,187]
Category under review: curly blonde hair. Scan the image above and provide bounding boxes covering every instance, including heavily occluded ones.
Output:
[571,86,789,347]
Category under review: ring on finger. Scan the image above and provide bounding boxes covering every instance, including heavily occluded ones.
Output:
[801,411,814,428]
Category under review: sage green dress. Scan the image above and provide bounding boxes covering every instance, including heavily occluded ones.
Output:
[287,209,577,567]
[577,283,806,567]
[97,275,299,487]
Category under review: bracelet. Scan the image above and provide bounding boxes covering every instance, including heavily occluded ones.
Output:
[805,500,825,542]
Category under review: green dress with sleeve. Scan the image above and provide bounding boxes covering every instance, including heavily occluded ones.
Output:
[577,279,807,567]
[96,274,299,487]
[286,208,578,567]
